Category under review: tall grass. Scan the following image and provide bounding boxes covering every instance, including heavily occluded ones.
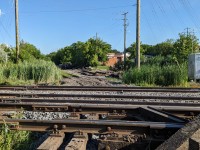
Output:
[0,120,31,150]
[0,60,61,85]
[123,64,188,86]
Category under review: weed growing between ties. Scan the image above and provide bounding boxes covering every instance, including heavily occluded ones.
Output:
[0,120,32,150]
[122,64,188,86]
[0,60,61,85]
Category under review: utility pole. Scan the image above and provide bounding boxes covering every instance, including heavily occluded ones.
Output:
[185,27,190,37]
[184,28,195,53]
[122,12,128,70]
[15,0,20,63]
[136,0,141,69]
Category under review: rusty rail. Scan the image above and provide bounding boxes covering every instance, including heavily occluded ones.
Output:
[0,85,200,93]
[0,119,184,132]
[1,92,200,101]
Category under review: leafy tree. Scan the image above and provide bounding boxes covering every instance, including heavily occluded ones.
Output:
[173,33,199,63]
[49,46,72,65]
[71,41,87,67]
[18,41,43,61]
[109,49,120,53]
[48,37,113,68]
[126,42,148,62]
[0,44,15,63]
[46,52,57,64]
[87,38,112,62]
[145,39,174,56]
[0,44,8,63]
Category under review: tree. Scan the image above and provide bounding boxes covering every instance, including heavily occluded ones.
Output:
[87,38,112,63]
[18,41,44,61]
[48,37,113,68]
[49,46,72,65]
[173,33,199,63]
[126,42,148,61]
[0,44,8,63]
[71,41,87,67]
[145,39,174,56]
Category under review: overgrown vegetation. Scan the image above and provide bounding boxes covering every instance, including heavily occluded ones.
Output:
[123,56,188,86]
[0,60,61,85]
[0,120,32,150]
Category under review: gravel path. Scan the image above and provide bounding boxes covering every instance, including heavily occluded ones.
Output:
[60,69,121,86]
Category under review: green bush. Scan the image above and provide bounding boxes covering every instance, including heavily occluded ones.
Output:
[0,60,61,85]
[123,63,187,86]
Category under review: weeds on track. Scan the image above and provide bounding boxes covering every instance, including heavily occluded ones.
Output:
[0,120,31,150]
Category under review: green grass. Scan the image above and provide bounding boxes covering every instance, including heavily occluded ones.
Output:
[122,64,188,87]
[93,65,109,71]
[61,70,79,78]
[0,60,62,85]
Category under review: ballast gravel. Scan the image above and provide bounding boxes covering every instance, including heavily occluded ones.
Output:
[22,111,70,120]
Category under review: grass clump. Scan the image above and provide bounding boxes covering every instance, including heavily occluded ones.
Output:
[0,60,61,85]
[0,120,32,150]
[123,64,188,86]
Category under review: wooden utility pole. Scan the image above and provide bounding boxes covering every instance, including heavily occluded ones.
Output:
[122,12,128,70]
[15,0,20,63]
[136,0,141,69]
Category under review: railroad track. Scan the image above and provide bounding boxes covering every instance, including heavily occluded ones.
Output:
[0,85,200,92]
[0,85,200,149]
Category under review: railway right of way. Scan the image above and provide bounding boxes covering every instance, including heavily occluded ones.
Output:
[1,85,200,150]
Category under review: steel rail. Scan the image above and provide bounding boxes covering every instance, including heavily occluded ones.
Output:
[1,93,200,101]
[0,119,184,132]
[0,85,200,93]
[1,97,200,106]
[1,98,200,112]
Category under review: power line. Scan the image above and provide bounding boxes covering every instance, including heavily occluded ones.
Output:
[20,5,135,14]
[0,19,12,39]
[178,0,200,34]
[168,0,185,27]
[154,0,176,37]
[141,10,158,42]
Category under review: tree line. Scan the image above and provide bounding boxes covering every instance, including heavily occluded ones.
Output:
[127,33,199,65]
[0,32,199,67]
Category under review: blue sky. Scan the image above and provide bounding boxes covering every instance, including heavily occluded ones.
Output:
[0,0,200,54]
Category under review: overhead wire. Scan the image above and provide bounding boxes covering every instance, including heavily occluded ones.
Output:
[0,0,14,42]
[154,0,176,37]
[184,0,200,32]
[0,17,12,39]
[168,0,185,27]
[178,0,200,34]
[148,0,167,38]
[20,5,135,14]
[141,10,158,42]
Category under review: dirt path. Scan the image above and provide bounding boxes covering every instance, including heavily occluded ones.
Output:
[60,69,123,86]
